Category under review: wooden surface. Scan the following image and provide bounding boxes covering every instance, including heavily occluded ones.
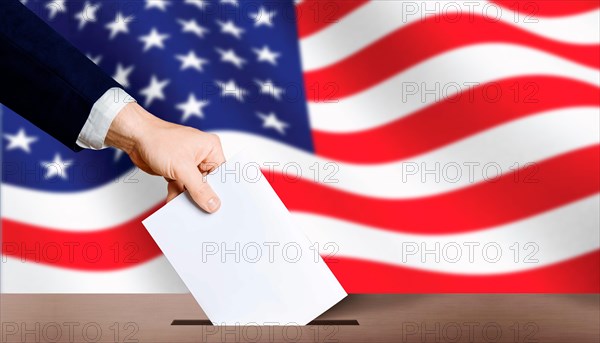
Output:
[1,294,598,342]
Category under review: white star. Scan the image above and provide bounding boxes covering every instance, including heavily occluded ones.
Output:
[40,153,73,180]
[220,0,238,6]
[216,48,246,69]
[3,128,38,153]
[140,75,170,107]
[86,53,102,65]
[145,0,171,11]
[216,20,244,39]
[178,18,209,38]
[139,28,170,52]
[255,79,284,100]
[74,1,101,30]
[175,50,209,72]
[46,0,67,19]
[253,45,280,65]
[257,112,289,135]
[105,12,133,40]
[184,0,209,10]
[249,6,276,27]
[176,93,209,122]
[112,63,135,88]
[216,80,248,102]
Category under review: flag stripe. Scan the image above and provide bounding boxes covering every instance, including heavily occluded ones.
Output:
[1,256,187,293]
[6,250,598,293]
[313,76,600,162]
[4,110,599,229]
[325,251,600,293]
[3,194,598,273]
[300,195,600,274]
[268,145,599,234]
[2,205,162,271]
[2,0,598,293]
[307,44,599,132]
[304,15,599,101]
[1,172,166,230]
[299,2,600,70]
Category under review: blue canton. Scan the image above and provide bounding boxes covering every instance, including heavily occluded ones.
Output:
[2,0,312,192]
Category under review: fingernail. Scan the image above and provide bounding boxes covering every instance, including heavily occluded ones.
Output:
[207,197,220,212]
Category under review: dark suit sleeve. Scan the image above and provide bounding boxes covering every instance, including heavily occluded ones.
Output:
[0,0,122,151]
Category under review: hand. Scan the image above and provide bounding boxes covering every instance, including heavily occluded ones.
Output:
[105,102,225,213]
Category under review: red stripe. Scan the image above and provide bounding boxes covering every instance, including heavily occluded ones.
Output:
[325,250,600,293]
[313,76,600,163]
[1,205,164,271]
[4,211,597,293]
[296,0,368,38]
[268,145,600,234]
[492,0,600,17]
[2,148,598,269]
[304,14,599,100]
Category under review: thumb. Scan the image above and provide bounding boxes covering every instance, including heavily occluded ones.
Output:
[178,165,221,213]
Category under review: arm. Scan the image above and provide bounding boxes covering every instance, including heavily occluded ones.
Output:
[0,0,121,151]
[0,0,224,212]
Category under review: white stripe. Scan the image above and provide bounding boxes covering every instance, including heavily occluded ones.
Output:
[2,196,597,292]
[2,106,598,229]
[308,44,599,132]
[227,107,599,198]
[1,171,165,230]
[1,256,187,293]
[298,195,600,274]
[300,1,600,70]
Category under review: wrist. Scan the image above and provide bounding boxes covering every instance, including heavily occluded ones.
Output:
[105,103,163,154]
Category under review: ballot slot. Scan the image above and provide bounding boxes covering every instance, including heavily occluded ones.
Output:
[171,320,359,326]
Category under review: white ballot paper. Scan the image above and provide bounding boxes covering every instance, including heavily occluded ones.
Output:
[142,153,347,325]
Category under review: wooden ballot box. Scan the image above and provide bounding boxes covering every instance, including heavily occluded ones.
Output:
[1,294,598,342]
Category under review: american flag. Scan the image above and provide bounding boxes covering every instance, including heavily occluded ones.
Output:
[1,0,599,292]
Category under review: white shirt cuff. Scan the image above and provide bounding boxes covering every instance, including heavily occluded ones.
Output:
[76,87,136,150]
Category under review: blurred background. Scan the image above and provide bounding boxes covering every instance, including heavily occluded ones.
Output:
[1,0,599,293]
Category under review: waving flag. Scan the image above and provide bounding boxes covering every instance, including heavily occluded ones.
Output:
[1,0,599,292]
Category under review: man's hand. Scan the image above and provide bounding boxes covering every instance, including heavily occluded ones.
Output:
[105,102,225,213]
